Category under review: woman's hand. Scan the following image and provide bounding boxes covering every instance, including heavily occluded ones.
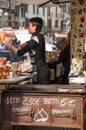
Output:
[18,42,27,49]
[2,37,12,48]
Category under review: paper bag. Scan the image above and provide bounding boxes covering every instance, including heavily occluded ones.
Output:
[19,57,32,72]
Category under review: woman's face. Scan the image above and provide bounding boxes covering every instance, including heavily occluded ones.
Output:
[27,22,36,34]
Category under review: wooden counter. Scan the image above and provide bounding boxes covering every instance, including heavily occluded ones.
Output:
[1,84,86,130]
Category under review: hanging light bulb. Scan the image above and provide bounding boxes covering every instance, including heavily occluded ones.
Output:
[4,12,8,16]
[0,9,3,14]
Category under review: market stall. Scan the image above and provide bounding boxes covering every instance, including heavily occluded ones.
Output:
[0,1,85,83]
[0,0,86,130]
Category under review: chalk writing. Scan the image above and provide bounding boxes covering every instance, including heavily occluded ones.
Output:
[12,106,31,113]
[43,98,76,106]
[22,97,40,106]
[4,96,76,107]
[69,100,76,106]
[52,109,72,114]
[4,97,21,104]
[34,108,49,122]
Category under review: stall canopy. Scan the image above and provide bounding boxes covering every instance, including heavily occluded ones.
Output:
[14,0,70,7]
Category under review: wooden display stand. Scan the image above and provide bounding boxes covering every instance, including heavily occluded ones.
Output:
[1,84,86,130]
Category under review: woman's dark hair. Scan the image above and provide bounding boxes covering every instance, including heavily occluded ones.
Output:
[29,17,43,32]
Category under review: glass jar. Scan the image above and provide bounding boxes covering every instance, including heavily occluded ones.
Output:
[2,66,8,79]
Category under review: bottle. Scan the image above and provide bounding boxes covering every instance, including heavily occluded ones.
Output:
[17,68,21,76]
[9,67,13,78]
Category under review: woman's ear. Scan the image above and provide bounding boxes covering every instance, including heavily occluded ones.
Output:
[34,25,37,31]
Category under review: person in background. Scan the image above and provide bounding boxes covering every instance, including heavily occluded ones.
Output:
[3,17,50,84]
[58,32,70,84]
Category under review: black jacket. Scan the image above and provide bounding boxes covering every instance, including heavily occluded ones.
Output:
[17,32,50,84]
[58,44,70,84]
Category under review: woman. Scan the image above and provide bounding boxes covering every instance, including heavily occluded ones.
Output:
[58,32,70,84]
[4,17,50,84]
